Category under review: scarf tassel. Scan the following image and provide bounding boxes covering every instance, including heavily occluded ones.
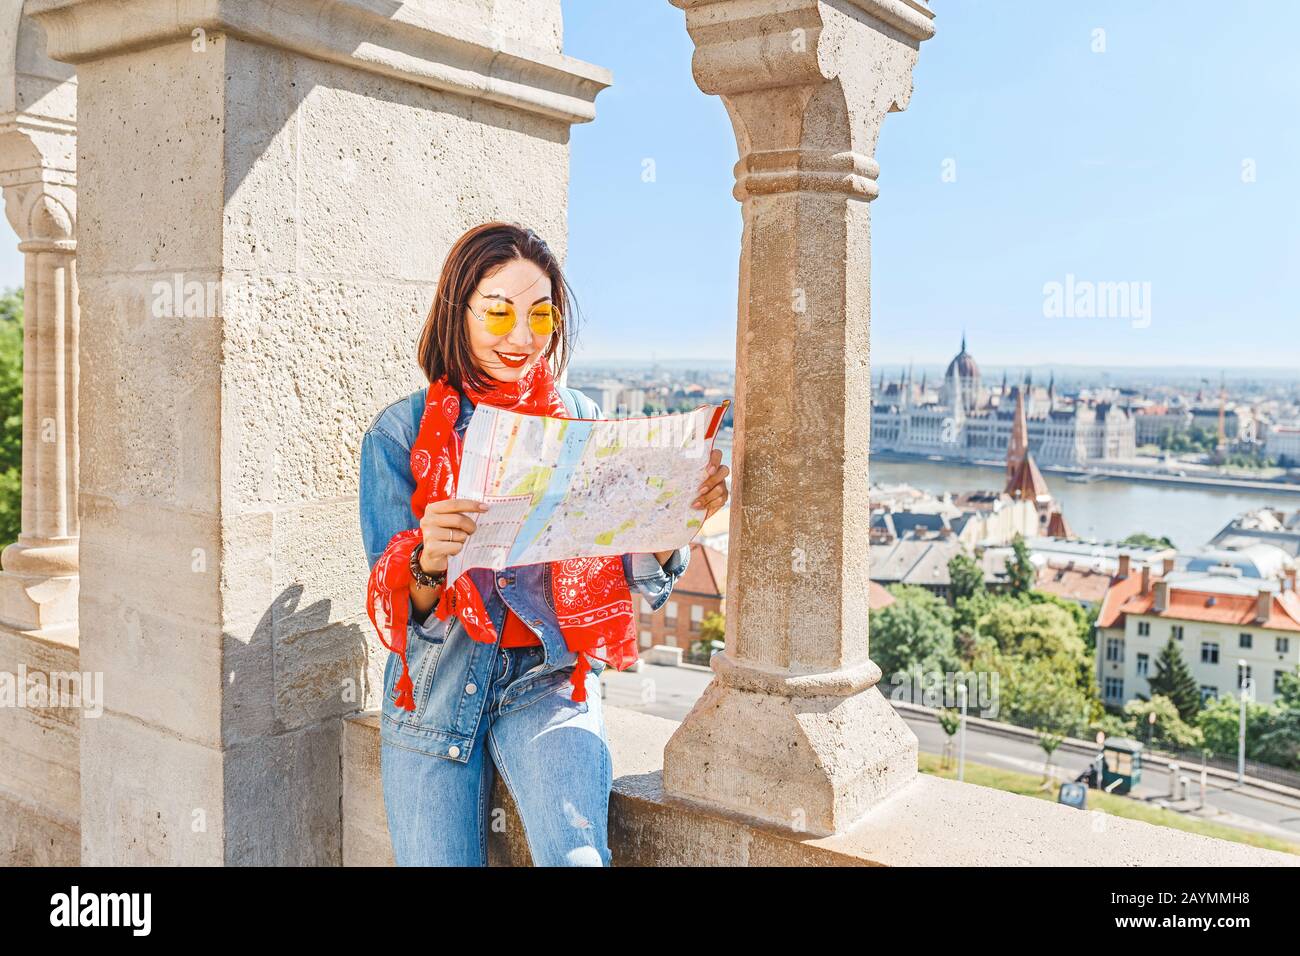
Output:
[569,653,590,703]
[393,652,417,711]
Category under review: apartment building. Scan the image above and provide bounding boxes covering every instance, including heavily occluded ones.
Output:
[638,542,726,651]
[1095,556,1300,708]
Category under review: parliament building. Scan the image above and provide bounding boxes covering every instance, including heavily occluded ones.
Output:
[872,337,1136,465]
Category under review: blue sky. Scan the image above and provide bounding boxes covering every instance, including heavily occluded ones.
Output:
[6,1,1295,369]
[557,0,1300,367]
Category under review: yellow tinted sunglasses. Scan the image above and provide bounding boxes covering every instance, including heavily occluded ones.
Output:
[471,299,559,337]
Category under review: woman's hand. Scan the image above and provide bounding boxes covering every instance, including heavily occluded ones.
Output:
[650,450,730,566]
[692,448,729,521]
[418,498,489,575]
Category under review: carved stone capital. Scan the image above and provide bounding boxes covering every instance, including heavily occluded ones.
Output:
[671,0,934,199]
[2,177,76,247]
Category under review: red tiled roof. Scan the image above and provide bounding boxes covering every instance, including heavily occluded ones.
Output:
[677,542,727,598]
[1035,563,1110,604]
[1097,574,1300,632]
[870,580,896,609]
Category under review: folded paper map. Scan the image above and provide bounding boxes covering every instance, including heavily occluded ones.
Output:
[446,400,730,586]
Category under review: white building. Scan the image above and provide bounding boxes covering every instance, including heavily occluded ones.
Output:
[1096,565,1300,708]
[1265,424,1300,466]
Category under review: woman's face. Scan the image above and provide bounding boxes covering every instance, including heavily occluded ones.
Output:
[465,257,554,384]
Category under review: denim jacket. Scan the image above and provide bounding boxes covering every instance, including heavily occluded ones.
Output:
[359,382,690,762]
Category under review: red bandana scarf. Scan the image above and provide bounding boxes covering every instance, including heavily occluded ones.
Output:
[366,358,637,711]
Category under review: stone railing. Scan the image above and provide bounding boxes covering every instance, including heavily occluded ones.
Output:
[342,702,1297,866]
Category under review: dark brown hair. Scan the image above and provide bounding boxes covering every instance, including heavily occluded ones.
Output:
[417,221,577,392]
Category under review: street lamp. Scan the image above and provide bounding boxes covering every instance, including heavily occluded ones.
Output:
[1237,659,1253,785]
[956,682,967,783]
[1095,730,1106,789]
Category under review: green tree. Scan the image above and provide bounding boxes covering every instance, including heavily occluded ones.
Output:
[936,707,961,769]
[699,610,724,645]
[687,611,726,664]
[1256,703,1300,770]
[1193,668,1300,770]
[1145,636,1201,722]
[1121,532,1175,551]
[1005,533,1035,596]
[971,636,1094,737]
[0,287,22,548]
[947,551,985,604]
[1038,730,1064,786]
[1022,588,1099,659]
[970,601,1097,737]
[952,587,999,639]
[1123,694,1204,749]
[1195,693,1274,762]
[978,600,1086,664]
[869,585,958,680]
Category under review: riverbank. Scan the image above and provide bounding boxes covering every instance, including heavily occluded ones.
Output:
[871,451,1300,497]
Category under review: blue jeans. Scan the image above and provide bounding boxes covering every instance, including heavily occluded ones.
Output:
[380,643,613,866]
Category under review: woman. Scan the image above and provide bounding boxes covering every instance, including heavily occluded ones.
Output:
[359,221,729,866]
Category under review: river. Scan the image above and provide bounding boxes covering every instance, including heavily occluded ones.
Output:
[868,458,1297,551]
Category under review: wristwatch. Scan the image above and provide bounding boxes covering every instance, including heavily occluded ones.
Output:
[409,543,447,590]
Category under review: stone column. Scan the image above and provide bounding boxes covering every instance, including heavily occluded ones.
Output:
[0,9,79,636]
[30,0,607,864]
[663,0,934,836]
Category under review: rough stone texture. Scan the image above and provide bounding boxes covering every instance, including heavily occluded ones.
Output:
[343,703,1297,867]
[661,0,937,835]
[0,624,80,865]
[29,0,606,864]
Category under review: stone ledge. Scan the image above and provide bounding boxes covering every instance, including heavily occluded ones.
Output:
[342,703,1297,866]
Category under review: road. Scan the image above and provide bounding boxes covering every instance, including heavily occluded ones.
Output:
[601,661,1300,843]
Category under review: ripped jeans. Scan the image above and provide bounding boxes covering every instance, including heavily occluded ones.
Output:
[380,643,613,866]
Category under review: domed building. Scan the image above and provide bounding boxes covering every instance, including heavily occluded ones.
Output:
[939,333,981,415]
[872,336,1136,467]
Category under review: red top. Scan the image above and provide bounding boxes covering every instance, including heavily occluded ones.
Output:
[500,605,542,647]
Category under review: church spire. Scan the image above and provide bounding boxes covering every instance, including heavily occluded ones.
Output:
[1006,385,1029,485]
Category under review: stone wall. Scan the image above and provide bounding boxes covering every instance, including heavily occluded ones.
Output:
[24,0,607,864]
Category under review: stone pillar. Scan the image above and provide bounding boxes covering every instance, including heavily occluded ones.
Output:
[0,7,79,636]
[663,0,934,836]
[29,0,607,864]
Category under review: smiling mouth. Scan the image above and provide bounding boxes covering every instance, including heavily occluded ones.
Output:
[494,350,532,369]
